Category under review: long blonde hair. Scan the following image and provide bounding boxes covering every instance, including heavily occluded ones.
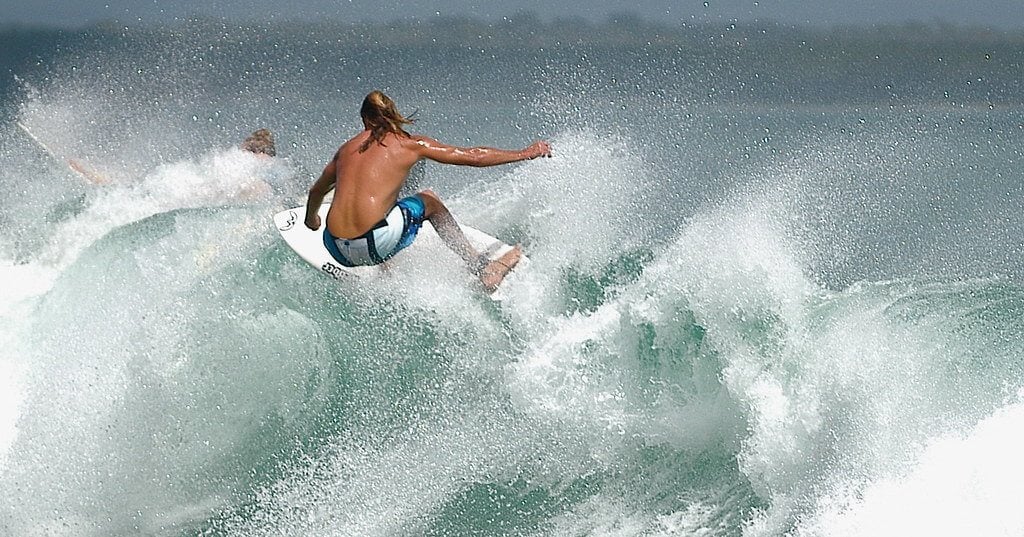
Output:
[359,90,414,152]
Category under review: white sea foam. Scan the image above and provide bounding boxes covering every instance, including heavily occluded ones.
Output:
[794,394,1024,537]
[0,260,57,471]
[37,148,290,268]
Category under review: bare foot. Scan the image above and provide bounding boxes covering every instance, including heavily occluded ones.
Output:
[479,245,523,293]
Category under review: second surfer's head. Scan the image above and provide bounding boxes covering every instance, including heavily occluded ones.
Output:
[359,90,413,152]
[240,128,276,157]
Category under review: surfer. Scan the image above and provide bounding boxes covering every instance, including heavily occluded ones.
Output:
[303,90,550,292]
[234,128,279,200]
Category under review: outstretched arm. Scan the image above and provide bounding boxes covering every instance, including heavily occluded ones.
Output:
[304,154,337,230]
[412,136,550,167]
[67,159,111,185]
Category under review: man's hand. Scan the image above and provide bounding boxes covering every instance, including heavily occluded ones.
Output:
[526,141,552,159]
[305,214,321,231]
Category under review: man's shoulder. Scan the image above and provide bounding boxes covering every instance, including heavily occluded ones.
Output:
[404,133,445,148]
[396,133,433,152]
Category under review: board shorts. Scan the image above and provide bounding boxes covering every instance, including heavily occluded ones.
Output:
[323,195,426,267]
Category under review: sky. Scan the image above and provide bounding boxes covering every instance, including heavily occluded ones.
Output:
[1,0,1023,30]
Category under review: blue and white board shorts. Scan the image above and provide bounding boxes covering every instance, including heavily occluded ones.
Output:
[323,195,426,267]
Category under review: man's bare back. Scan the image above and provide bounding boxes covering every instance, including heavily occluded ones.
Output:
[304,90,550,292]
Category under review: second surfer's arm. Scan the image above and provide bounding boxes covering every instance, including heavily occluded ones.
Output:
[304,155,337,230]
[68,158,112,185]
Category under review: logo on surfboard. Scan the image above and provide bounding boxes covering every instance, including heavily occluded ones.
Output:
[321,261,352,280]
[278,210,297,231]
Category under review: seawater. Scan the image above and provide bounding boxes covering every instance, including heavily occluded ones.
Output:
[1,21,1023,537]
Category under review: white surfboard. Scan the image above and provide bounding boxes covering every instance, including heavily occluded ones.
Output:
[273,203,521,294]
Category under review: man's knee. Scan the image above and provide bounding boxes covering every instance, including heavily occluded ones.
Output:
[417,189,447,216]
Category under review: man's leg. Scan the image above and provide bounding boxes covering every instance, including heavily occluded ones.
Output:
[417,189,522,292]
[417,189,478,265]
